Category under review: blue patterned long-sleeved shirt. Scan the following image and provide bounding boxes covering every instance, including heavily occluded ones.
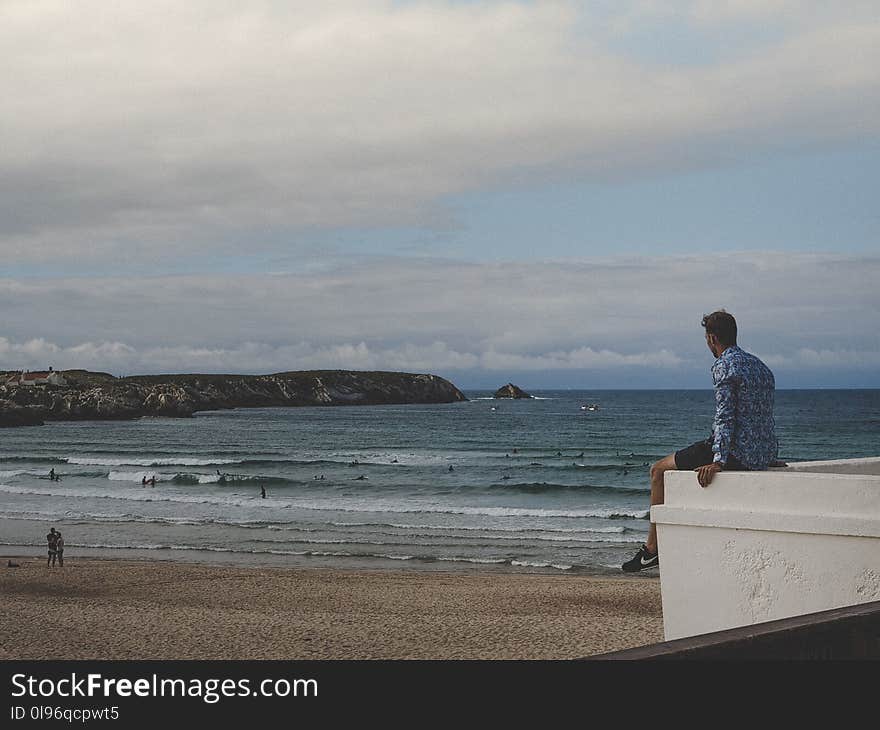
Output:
[711,345,777,470]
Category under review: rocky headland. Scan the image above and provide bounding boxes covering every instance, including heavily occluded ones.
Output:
[493,383,532,399]
[0,370,467,428]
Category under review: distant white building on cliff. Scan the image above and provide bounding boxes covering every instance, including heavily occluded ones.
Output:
[6,367,67,387]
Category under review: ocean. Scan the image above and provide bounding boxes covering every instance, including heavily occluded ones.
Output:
[1,389,877,575]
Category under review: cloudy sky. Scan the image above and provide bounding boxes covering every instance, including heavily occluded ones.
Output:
[2,1,878,388]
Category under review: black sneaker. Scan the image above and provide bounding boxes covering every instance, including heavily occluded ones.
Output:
[622,544,659,572]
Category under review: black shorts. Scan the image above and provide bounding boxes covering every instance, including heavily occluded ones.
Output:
[674,438,746,471]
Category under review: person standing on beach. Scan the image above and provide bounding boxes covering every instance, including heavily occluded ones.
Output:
[46,527,58,567]
[623,310,777,573]
[55,531,64,567]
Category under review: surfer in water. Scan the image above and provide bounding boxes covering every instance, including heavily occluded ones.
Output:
[260,484,266,498]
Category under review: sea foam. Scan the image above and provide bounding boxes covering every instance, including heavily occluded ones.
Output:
[68,456,240,467]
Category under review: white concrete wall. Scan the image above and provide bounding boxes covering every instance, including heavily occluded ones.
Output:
[652,458,880,641]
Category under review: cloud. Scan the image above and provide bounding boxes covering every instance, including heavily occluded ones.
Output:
[2,1,879,261]
[480,347,682,370]
[760,348,880,370]
[1,252,877,384]
[0,337,678,375]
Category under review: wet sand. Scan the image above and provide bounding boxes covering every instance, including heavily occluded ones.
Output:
[0,556,662,659]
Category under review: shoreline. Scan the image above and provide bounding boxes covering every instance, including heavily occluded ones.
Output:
[0,523,636,576]
[1,542,642,577]
[0,555,662,660]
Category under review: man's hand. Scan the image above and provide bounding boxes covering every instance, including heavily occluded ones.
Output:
[695,462,722,488]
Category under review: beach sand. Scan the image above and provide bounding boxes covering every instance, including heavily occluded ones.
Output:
[0,556,662,659]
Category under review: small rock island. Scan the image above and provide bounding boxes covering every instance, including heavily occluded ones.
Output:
[0,369,468,428]
[493,383,532,399]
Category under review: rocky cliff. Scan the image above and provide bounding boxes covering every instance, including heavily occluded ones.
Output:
[0,369,467,427]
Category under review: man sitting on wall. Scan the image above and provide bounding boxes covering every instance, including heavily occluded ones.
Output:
[623,310,778,572]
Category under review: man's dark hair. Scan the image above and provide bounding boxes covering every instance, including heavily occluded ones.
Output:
[701,310,737,346]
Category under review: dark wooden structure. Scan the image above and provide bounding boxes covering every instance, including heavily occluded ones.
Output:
[589,600,880,660]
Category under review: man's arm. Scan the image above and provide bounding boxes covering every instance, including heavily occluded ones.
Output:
[712,366,738,467]
[697,369,738,488]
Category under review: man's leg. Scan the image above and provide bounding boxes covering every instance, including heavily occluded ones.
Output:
[622,453,676,572]
[645,454,676,554]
